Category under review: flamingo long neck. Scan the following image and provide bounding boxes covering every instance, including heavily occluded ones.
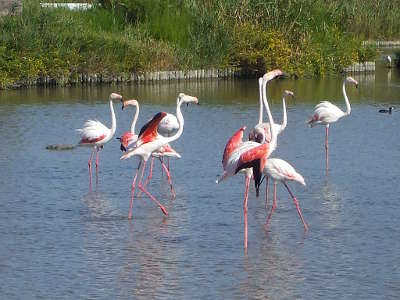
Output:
[258,79,263,124]
[342,80,351,116]
[162,97,185,144]
[280,95,287,133]
[109,99,116,136]
[262,79,276,154]
[130,104,139,133]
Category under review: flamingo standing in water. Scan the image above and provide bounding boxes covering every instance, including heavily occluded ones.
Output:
[117,99,181,198]
[263,158,308,231]
[217,70,281,249]
[307,76,358,174]
[120,93,198,220]
[249,88,294,207]
[76,92,122,184]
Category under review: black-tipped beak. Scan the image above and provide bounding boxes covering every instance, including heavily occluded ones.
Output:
[116,137,121,140]
[121,104,124,110]
[120,144,127,152]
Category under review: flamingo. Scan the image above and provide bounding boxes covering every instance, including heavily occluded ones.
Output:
[216,70,281,249]
[117,99,139,152]
[307,76,358,174]
[117,99,181,197]
[250,89,294,207]
[263,158,308,231]
[133,98,185,198]
[120,93,198,220]
[76,92,122,184]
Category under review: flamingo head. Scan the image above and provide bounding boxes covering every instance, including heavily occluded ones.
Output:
[345,77,358,88]
[109,93,123,102]
[262,69,283,82]
[283,90,294,98]
[178,93,199,106]
[122,99,138,110]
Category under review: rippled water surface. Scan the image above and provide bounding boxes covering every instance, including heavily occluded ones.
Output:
[1,65,400,299]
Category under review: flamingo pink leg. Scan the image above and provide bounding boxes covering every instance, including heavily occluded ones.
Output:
[138,157,154,196]
[243,175,250,249]
[137,160,168,216]
[160,159,176,199]
[325,125,329,174]
[95,147,100,184]
[283,182,308,231]
[265,182,277,230]
[128,167,140,220]
[265,176,270,209]
[88,147,96,185]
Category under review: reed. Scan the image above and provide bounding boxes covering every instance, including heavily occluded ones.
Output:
[0,0,399,88]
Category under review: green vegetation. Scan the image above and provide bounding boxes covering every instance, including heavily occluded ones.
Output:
[1,0,399,88]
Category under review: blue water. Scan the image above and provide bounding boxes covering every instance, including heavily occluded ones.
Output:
[0,70,400,299]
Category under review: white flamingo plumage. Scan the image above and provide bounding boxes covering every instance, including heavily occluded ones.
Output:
[76,92,122,184]
[216,70,282,249]
[308,76,358,173]
[263,158,308,231]
[120,93,198,220]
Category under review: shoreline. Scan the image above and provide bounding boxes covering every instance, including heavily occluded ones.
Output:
[4,62,376,90]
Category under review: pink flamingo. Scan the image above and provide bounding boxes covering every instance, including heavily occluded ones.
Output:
[216,71,281,249]
[117,99,181,194]
[142,101,181,187]
[120,93,198,220]
[308,76,358,173]
[117,99,139,152]
[249,88,294,207]
[133,97,185,198]
[76,92,122,184]
[263,158,308,231]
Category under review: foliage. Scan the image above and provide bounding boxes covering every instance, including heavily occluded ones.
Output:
[1,0,399,88]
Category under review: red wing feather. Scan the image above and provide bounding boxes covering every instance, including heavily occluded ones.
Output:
[222,126,246,169]
[80,134,106,144]
[119,132,134,148]
[137,112,167,145]
[237,143,269,168]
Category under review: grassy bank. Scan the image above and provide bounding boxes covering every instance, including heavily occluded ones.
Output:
[1,0,399,88]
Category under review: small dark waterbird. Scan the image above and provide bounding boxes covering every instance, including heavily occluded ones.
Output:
[379,106,394,114]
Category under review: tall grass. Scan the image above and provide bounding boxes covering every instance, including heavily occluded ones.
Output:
[1,0,399,88]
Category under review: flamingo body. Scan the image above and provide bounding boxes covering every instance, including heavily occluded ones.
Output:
[263,158,308,231]
[158,113,179,137]
[264,158,305,186]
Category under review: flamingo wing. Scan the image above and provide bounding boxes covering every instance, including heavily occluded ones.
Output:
[118,131,138,151]
[137,112,167,146]
[309,101,345,126]
[236,143,270,192]
[77,119,109,145]
[223,126,246,169]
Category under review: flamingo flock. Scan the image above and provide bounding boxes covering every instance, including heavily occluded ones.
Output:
[76,71,358,249]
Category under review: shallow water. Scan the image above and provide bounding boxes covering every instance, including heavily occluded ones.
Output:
[1,65,400,299]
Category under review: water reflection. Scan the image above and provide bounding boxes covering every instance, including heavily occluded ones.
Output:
[1,63,400,299]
